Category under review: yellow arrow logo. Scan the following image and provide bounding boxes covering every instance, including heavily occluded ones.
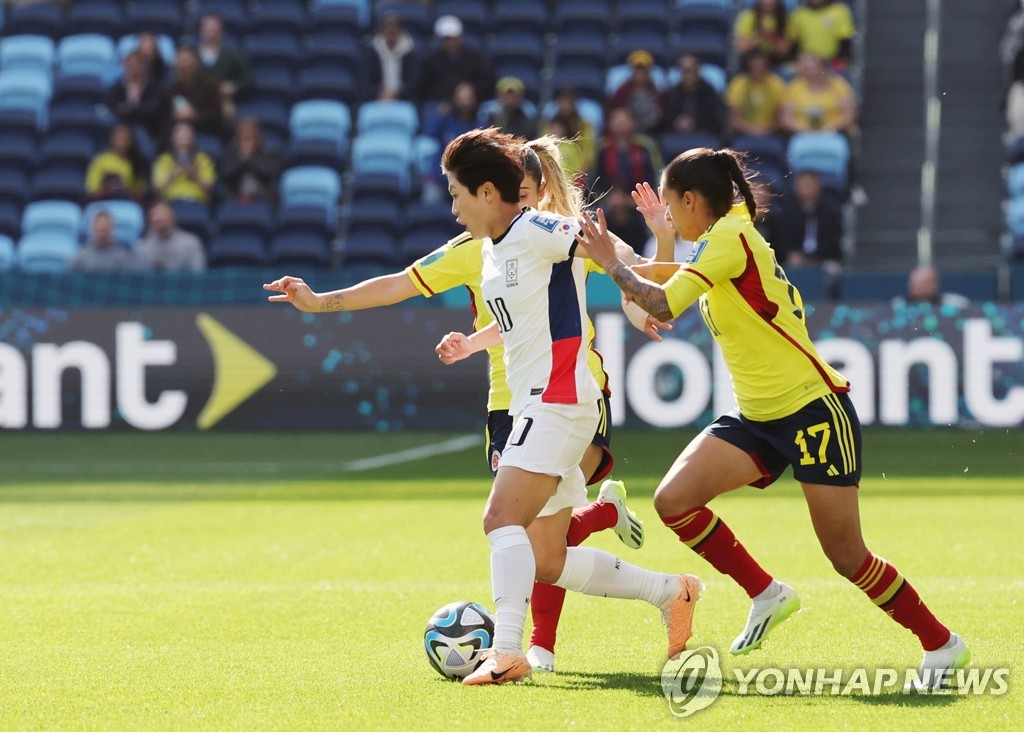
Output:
[195,313,277,430]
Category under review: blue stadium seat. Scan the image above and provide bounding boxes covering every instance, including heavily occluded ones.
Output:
[117,34,176,65]
[22,200,82,238]
[732,133,788,170]
[616,1,672,35]
[297,66,359,105]
[674,31,729,68]
[552,64,608,103]
[280,166,342,212]
[403,201,461,241]
[16,231,78,273]
[337,261,393,285]
[659,132,721,159]
[245,32,302,74]
[0,234,14,271]
[278,203,337,239]
[53,74,108,105]
[216,201,274,238]
[57,34,119,80]
[247,0,308,36]
[196,132,223,165]
[1007,163,1024,199]
[83,200,145,247]
[0,35,55,75]
[126,2,184,38]
[193,0,248,38]
[554,33,609,72]
[0,131,38,176]
[675,0,732,35]
[554,1,613,37]
[613,32,673,67]
[0,170,29,208]
[487,33,545,71]
[435,0,488,38]
[398,230,446,266]
[207,232,268,267]
[47,100,113,148]
[246,66,296,106]
[342,231,399,267]
[0,69,53,111]
[235,99,290,140]
[268,231,331,268]
[1011,261,1024,299]
[287,100,351,169]
[304,33,362,77]
[356,101,418,138]
[351,134,414,194]
[411,135,440,179]
[29,166,86,203]
[745,157,787,192]
[39,130,96,169]
[310,0,370,35]
[168,200,211,242]
[348,199,403,239]
[787,132,850,192]
[68,1,125,38]
[0,202,21,240]
[489,0,550,35]
[6,3,63,38]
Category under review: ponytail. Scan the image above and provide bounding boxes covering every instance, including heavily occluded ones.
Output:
[713,150,758,220]
[524,135,585,218]
[663,147,768,220]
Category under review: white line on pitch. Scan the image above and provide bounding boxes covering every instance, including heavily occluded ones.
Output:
[341,434,482,472]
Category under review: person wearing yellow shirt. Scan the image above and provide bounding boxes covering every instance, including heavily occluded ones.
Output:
[85,124,149,202]
[781,52,856,134]
[265,136,675,676]
[152,122,216,204]
[577,146,971,690]
[787,0,855,68]
[725,49,787,136]
[733,0,792,67]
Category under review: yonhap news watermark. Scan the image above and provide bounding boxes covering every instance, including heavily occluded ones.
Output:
[661,648,1010,718]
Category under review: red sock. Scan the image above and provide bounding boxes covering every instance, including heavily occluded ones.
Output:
[566,502,617,546]
[850,553,950,651]
[529,504,612,652]
[662,507,773,598]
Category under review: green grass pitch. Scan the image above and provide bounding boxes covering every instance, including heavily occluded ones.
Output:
[0,429,1021,730]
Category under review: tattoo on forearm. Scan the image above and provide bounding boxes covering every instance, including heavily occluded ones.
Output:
[605,260,674,322]
[320,293,346,312]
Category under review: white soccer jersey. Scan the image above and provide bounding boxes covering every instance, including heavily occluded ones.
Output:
[480,207,602,416]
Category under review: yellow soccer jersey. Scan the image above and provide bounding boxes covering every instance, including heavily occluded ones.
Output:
[664,206,849,421]
[788,2,854,61]
[405,232,609,412]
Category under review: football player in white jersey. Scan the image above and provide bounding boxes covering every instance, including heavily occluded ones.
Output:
[435,129,703,686]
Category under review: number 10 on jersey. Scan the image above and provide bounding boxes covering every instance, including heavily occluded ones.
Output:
[487,298,514,333]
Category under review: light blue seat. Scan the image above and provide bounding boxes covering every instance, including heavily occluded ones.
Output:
[311,0,370,29]
[289,100,351,154]
[280,166,342,211]
[0,34,55,74]
[412,135,439,178]
[605,64,670,96]
[1005,196,1024,237]
[117,33,176,64]
[0,68,53,102]
[1008,163,1024,199]
[352,134,414,193]
[57,34,118,80]
[541,97,604,135]
[16,231,78,273]
[356,100,418,138]
[22,200,82,238]
[665,63,728,95]
[787,132,851,180]
[0,234,14,271]
[83,200,145,247]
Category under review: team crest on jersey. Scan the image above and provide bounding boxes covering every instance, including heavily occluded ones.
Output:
[490,449,502,473]
[529,214,559,232]
[687,239,709,264]
[505,258,519,286]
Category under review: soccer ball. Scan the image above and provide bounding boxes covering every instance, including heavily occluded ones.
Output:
[423,601,495,680]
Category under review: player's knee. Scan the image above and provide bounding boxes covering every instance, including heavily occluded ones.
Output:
[534,555,564,585]
[821,541,867,578]
[653,484,703,518]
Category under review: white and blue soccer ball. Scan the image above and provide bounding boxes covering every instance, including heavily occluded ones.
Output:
[423,601,495,680]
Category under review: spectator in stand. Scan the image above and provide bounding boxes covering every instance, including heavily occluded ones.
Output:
[485,77,537,139]
[592,106,663,192]
[422,81,480,197]
[893,264,970,309]
[70,211,139,272]
[607,50,663,136]
[417,15,494,115]
[787,0,855,69]
[659,53,724,138]
[221,117,279,203]
[733,0,793,68]
[726,49,787,137]
[366,11,420,101]
[165,47,224,138]
[541,87,596,184]
[136,202,206,272]
[136,32,168,85]
[197,12,252,121]
[85,124,150,202]
[106,51,167,142]
[767,170,843,268]
[780,52,856,134]
[600,186,649,255]
[152,122,217,204]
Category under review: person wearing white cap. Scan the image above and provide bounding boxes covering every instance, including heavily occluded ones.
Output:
[417,14,494,113]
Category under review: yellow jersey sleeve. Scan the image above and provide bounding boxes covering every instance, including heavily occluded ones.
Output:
[405,232,477,297]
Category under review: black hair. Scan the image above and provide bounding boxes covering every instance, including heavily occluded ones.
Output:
[440,128,524,204]
[662,148,762,220]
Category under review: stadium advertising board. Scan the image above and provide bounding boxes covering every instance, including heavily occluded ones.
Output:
[0,304,1022,430]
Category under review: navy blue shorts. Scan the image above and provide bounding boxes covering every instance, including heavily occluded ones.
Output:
[486,394,614,485]
[704,392,862,488]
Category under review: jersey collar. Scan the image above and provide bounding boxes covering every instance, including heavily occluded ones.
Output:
[491,208,528,245]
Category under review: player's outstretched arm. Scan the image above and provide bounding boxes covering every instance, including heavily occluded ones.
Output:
[576,209,674,322]
[263,272,420,313]
[632,182,676,262]
[436,322,502,365]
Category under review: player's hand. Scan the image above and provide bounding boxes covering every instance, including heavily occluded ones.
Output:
[622,297,673,341]
[263,275,319,312]
[436,332,473,365]
[576,208,615,268]
[632,182,674,242]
